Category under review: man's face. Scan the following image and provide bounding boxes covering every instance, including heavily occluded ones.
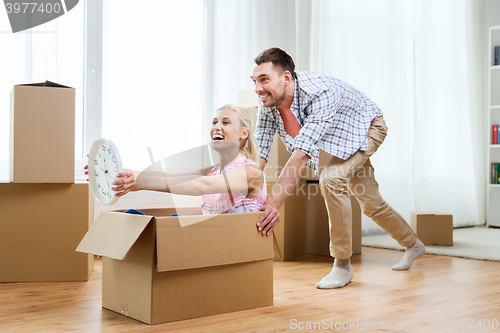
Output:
[251,62,286,108]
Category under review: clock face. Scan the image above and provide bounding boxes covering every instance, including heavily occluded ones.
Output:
[88,139,123,205]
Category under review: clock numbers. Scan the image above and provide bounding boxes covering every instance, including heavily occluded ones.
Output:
[101,188,112,198]
[89,139,122,205]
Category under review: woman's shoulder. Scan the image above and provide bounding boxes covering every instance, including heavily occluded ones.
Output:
[231,156,264,173]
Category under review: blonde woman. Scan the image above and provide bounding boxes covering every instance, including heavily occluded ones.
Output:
[108,104,266,214]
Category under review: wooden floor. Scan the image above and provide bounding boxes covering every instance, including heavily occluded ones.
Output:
[1,247,499,333]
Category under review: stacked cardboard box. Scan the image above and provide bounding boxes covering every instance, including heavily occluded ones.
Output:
[10,81,75,183]
[266,180,307,261]
[1,81,92,282]
[0,183,93,282]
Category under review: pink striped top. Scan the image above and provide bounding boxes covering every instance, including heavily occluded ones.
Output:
[201,156,267,215]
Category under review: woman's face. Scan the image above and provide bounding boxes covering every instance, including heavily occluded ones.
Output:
[210,108,249,147]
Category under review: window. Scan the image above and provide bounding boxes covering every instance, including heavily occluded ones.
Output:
[99,0,204,171]
[0,1,203,181]
[0,5,84,181]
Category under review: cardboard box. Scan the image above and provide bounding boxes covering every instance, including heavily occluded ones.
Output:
[267,180,307,261]
[411,212,453,246]
[238,86,259,109]
[305,183,362,256]
[10,81,75,183]
[0,183,93,282]
[76,209,274,325]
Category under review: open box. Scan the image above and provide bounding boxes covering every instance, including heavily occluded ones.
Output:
[76,208,275,325]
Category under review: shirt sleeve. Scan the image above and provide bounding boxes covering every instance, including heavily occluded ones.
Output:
[292,90,338,158]
[254,107,277,162]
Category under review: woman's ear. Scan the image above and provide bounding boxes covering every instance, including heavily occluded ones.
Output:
[241,129,250,140]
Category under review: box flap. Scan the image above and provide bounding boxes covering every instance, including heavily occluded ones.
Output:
[412,211,450,216]
[16,81,74,89]
[155,212,273,272]
[76,212,153,260]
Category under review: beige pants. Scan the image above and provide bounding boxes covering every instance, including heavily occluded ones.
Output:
[319,117,416,259]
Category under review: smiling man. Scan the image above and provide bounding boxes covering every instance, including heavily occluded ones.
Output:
[251,48,425,289]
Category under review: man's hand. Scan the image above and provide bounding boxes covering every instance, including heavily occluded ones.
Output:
[256,150,310,235]
[257,203,281,235]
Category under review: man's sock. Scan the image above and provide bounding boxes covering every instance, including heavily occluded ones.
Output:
[315,258,353,289]
[391,238,425,270]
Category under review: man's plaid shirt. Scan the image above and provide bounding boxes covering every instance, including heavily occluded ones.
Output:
[255,71,383,177]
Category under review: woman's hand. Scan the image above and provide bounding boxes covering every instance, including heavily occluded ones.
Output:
[112,170,143,197]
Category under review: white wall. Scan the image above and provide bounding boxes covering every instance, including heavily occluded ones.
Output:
[484,0,500,121]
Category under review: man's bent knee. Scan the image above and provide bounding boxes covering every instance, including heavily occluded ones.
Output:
[320,172,350,195]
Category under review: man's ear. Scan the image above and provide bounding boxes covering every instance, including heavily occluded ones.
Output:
[283,71,292,85]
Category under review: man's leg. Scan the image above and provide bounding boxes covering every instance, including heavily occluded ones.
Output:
[350,117,424,270]
[316,154,362,289]
[348,159,425,270]
[316,117,425,290]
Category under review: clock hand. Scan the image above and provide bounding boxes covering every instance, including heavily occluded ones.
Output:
[104,170,111,189]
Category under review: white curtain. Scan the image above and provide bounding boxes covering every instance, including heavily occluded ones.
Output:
[204,0,485,233]
[203,0,297,135]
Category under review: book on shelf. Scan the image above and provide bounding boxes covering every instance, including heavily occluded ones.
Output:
[496,46,500,66]
[492,163,500,184]
[493,124,499,144]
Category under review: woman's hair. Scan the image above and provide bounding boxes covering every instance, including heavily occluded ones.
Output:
[216,104,259,163]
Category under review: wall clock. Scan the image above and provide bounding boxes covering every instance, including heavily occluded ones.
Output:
[88,138,123,205]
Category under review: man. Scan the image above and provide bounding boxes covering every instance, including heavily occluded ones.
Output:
[251,48,425,289]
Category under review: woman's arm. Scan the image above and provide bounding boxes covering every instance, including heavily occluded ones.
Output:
[112,164,263,198]
[169,164,264,197]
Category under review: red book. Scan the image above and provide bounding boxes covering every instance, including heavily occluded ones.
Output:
[493,125,498,145]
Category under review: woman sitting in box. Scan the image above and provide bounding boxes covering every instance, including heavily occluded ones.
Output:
[87,105,267,216]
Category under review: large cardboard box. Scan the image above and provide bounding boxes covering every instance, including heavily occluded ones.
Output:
[267,180,308,261]
[305,182,362,257]
[0,183,93,282]
[10,81,75,183]
[411,212,453,246]
[76,209,274,325]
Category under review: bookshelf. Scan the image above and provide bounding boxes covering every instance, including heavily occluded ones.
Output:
[487,25,500,227]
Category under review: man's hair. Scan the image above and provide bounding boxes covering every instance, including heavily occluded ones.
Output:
[254,47,296,79]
